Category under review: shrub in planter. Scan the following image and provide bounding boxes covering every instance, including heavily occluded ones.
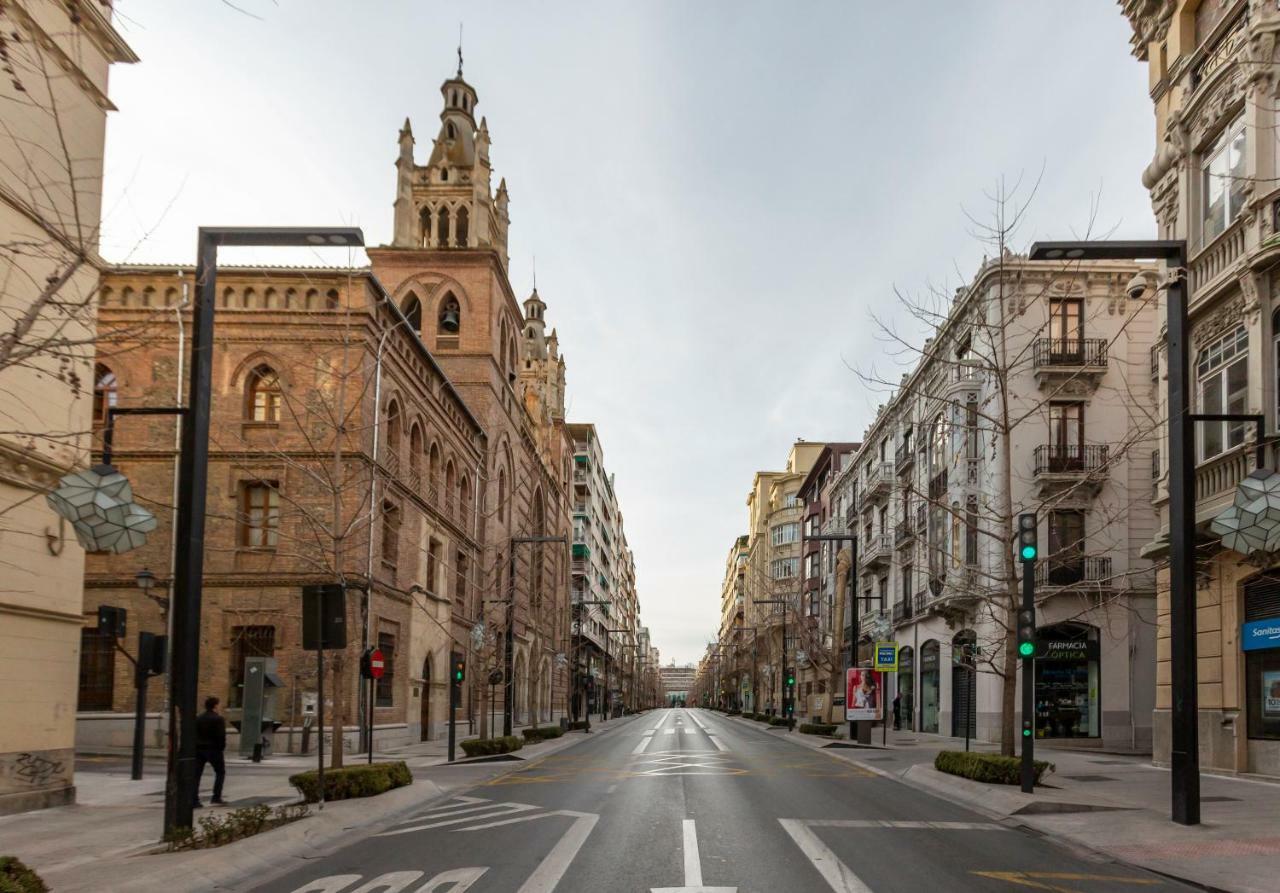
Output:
[740,711,755,720]
[768,716,794,728]
[459,735,524,758]
[0,857,47,893]
[566,720,589,731]
[799,722,838,736]
[934,750,1054,786]
[521,726,565,742]
[288,761,412,803]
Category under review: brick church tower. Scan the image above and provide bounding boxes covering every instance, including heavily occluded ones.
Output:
[368,58,572,728]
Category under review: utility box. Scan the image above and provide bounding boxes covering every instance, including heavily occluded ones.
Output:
[237,656,284,758]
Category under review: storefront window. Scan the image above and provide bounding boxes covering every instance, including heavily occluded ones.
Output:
[898,645,915,730]
[920,640,939,734]
[1244,573,1280,740]
[1034,622,1100,739]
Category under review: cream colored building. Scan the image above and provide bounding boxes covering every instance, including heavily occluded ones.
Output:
[0,1,134,814]
[1121,0,1280,776]
[849,255,1158,751]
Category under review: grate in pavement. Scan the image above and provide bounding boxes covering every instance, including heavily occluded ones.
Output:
[1061,774,1117,782]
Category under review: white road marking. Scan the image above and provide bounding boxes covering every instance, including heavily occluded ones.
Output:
[778,819,873,893]
[634,731,655,754]
[350,872,426,893]
[665,728,676,735]
[412,799,497,820]
[683,819,702,885]
[289,875,361,893]
[378,803,539,835]
[650,819,737,893]
[683,728,696,735]
[707,736,727,752]
[290,869,487,893]
[516,811,599,893]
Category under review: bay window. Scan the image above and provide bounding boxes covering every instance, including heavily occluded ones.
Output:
[1197,325,1249,461]
[1202,116,1246,243]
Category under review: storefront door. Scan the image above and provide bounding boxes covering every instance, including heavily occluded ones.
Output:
[1034,622,1100,739]
[1244,573,1280,742]
[898,646,914,730]
[921,640,939,734]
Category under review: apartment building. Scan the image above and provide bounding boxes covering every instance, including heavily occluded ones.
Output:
[567,422,641,717]
[1122,0,1280,775]
[851,256,1159,751]
[0,1,135,814]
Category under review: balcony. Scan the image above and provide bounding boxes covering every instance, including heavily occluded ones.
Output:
[892,598,914,625]
[863,462,894,503]
[1190,215,1246,298]
[946,358,982,399]
[1035,555,1113,590]
[1032,444,1109,498]
[912,589,931,617]
[895,441,916,476]
[1032,338,1108,390]
[860,533,892,569]
[1190,10,1247,91]
[894,519,916,550]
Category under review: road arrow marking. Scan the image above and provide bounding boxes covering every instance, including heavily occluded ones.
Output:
[650,820,737,893]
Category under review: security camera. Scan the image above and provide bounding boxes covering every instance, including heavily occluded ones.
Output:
[1125,271,1150,301]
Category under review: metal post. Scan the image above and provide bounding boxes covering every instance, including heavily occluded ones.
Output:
[1166,256,1200,825]
[366,675,374,765]
[504,546,515,737]
[131,650,148,781]
[316,603,326,809]
[447,679,457,762]
[1020,557,1035,794]
[163,233,217,835]
[604,630,610,722]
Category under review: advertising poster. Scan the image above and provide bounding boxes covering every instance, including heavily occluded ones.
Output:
[845,668,884,721]
[1264,670,1280,717]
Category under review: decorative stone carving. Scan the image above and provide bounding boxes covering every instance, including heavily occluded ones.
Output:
[1119,0,1177,59]
[1193,295,1246,348]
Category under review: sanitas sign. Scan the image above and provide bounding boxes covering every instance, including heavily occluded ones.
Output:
[1242,618,1280,652]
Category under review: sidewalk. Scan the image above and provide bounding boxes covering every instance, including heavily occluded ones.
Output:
[0,712,641,893]
[732,716,1280,893]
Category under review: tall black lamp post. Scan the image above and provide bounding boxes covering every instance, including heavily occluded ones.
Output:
[165,227,363,836]
[498,535,568,736]
[1029,239,1205,825]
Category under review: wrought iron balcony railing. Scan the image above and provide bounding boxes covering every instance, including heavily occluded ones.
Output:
[1032,338,1108,368]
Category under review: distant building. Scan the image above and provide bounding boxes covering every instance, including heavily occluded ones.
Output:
[661,663,696,704]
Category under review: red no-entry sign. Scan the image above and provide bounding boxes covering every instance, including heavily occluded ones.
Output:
[369,648,385,679]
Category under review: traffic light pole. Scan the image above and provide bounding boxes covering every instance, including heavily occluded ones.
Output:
[1020,559,1035,793]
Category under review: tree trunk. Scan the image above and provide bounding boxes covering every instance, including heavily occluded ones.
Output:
[330,651,346,768]
[827,547,852,724]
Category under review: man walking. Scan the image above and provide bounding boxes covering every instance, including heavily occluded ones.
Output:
[194,695,227,807]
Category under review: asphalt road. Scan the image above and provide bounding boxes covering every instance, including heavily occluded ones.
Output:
[254,708,1192,893]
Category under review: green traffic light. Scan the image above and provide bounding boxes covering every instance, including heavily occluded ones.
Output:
[1020,545,1037,561]
[1018,641,1035,657]
[1022,728,1032,737]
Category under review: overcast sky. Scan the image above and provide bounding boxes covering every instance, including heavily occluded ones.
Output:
[101,1,1155,665]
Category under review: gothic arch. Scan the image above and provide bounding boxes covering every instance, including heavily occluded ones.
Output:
[402,292,423,332]
[438,292,461,334]
[428,441,442,502]
[436,207,450,248]
[514,651,528,725]
[454,205,469,247]
[229,350,289,392]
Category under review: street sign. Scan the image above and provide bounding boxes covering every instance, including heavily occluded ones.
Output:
[873,642,898,672]
[368,648,385,680]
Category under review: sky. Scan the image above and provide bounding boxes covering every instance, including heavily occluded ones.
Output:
[100,1,1156,665]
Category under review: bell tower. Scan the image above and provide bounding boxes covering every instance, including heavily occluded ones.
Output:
[388,59,508,269]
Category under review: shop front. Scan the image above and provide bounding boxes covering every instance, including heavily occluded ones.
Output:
[898,645,914,730]
[1244,574,1280,759]
[1034,622,1100,740]
[920,640,939,733]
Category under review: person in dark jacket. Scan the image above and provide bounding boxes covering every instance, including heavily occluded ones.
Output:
[194,695,227,807]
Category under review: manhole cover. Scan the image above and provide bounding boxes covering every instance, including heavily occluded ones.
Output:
[1061,774,1117,783]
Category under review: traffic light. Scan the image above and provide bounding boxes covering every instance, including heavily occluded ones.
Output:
[785,668,795,687]
[1017,513,1038,562]
[451,651,465,684]
[1017,607,1037,659]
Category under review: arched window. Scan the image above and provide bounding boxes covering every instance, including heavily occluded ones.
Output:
[419,208,432,248]
[305,288,320,310]
[284,288,298,309]
[99,286,115,307]
[384,400,401,471]
[428,443,441,503]
[93,364,117,425]
[264,288,279,309]
[247,365,282,422]
[325,289,340,310]
[446,122,456,140]
[441,167,449,182]
[409,424,423,487]
[438,293,461,334]
[436,207,449,247]
[402,294,423,332]
[141,286,155,308]
[454,206,469,247]
[531,489,546,605]
[164,287,179,307]
[222,287,236,308]
[497,467,507,524]
[459,474,472,530]
[243,287,258,309]
[444,460,456,516]
[381,499,400,565]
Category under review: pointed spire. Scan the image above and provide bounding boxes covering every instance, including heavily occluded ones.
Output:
[400,117,413,137]
[457,22,464,77]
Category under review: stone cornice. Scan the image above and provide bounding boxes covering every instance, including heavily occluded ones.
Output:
[0,438,72,491]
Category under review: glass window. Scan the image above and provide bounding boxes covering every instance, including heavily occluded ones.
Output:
[381,500,400,565]
[247,366,281,422]
[771,523,799,546]
[1202,117,1247,242]
[78,626,115,710]
[92,364,117,425]
[240,481,279,548]
[1197,325,1249,460]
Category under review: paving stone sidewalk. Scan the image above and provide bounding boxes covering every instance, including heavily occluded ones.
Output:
[0,713,639,892]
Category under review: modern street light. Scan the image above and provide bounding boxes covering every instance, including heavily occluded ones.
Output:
[165,226,363,837]
[496,535,568,736]
[1029,238,1211,825]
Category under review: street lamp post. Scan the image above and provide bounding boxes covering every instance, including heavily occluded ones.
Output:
[495,535,568,737]
[165,226,363,836]
[1029,239,1206,825]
